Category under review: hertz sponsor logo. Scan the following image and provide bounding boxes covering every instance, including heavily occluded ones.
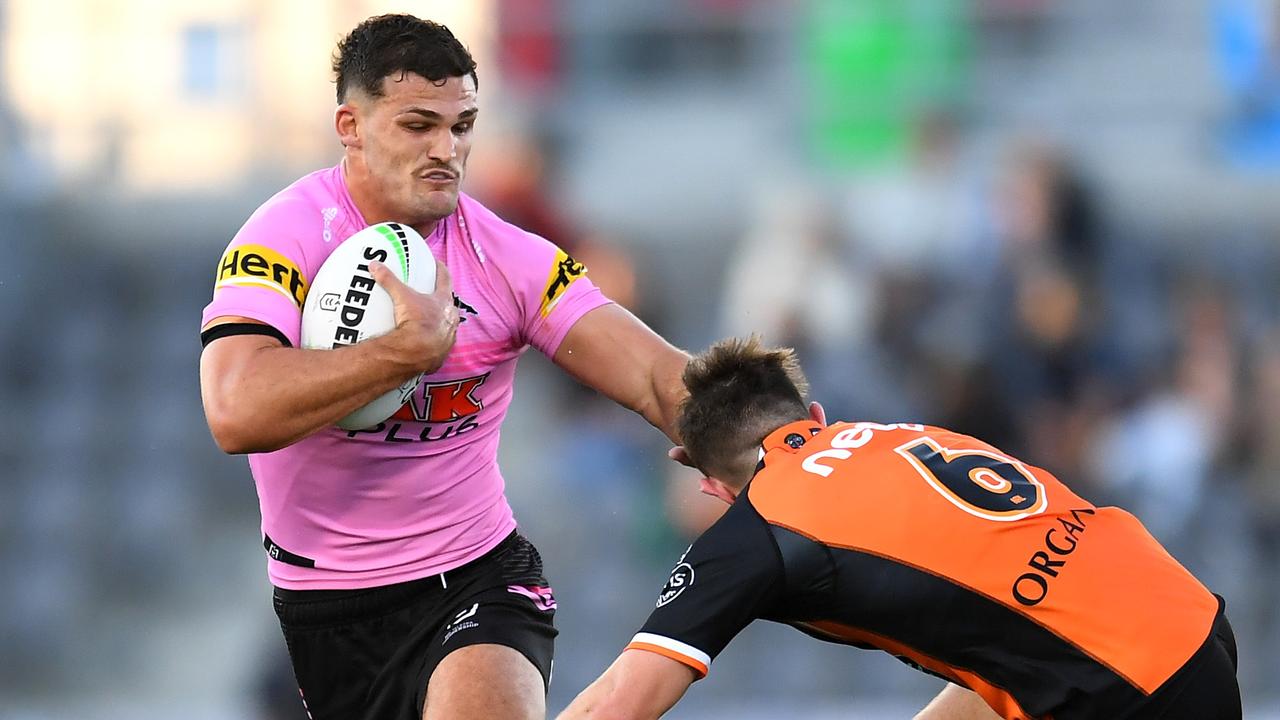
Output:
[538,249,586,317]
[216,244,308,307]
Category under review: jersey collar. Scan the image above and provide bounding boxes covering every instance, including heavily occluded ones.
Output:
[754,420,825,476]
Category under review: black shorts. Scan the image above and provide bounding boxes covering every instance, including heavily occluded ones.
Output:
[272,531,557,720]
[1128,596,1241,720]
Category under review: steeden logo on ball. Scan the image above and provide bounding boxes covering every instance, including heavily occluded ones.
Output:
[300,222,436,430]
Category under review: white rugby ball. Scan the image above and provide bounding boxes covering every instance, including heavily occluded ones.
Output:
[301,222,436,430]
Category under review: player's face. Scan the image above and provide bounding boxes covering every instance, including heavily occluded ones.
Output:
[351,73,477,225]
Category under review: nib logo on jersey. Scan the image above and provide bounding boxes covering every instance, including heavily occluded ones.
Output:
[346,373,490,443]
[656,562,694,608]
[656,546,695,608]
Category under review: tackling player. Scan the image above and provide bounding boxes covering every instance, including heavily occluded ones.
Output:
[558,337,1242,720]
[197,14,688,720]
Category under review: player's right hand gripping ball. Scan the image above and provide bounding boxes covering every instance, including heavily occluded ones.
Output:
[301,222,436,430]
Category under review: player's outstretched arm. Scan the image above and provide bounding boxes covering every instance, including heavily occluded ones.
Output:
[914,683,1002,720]
[200,261,457,454]
[557,650,696,720]
[552,304,689,443]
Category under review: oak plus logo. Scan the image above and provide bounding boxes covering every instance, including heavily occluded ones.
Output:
[390,373,490,424]
[656,550,695,608]
[348,373,492,443]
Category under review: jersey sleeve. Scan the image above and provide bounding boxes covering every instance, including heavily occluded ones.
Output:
[200,198,316,347]
[494,231,611,356]
[625,498,785,679]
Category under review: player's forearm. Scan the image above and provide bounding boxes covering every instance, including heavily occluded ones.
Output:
[556,674,618,720]
[557,674,661,720]
[557,651,693,720]
[637,347,690,444]
[200,333,425,454]
[914,683,1002,720]
[597,344,688,444]
[552,305,689,443]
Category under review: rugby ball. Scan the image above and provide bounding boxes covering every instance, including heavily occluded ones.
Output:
[301,222,436,430]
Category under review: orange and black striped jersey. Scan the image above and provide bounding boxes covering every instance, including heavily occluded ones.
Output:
[626,420,1221,720]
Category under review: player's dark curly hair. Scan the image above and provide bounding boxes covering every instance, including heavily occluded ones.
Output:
[677,336,810,485]
[333,14,478,103]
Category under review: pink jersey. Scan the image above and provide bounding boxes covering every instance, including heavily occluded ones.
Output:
[202,164,611,589]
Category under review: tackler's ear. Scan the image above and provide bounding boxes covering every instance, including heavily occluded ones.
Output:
[809,401,827,426]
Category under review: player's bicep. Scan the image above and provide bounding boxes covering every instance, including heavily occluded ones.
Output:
[199,316,288,396]
[198,319,290,441]
[200,321,284,375]
[553,304,687,414]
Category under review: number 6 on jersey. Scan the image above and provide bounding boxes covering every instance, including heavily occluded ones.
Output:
[895,437,1048,521]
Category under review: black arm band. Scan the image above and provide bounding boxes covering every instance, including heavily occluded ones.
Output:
[200,322,292,348]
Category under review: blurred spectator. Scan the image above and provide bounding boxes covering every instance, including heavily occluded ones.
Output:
[976,140,1109,484]
[469,127,580,252]
[835,109,999,430]
[721,183,872,352]
[1238,328,1280,674]
[842,108,990,283]
[1088,277,1241,555]
[572,233,640,312]
[978,0,1056,55]
[469,125,641,310]
[993,139,1101,281]
[718,181,889,422]
[1244,329,1280,556]
[1215,0,1280,166]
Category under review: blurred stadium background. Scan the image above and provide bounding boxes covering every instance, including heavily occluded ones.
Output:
[1,0,1278,717]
